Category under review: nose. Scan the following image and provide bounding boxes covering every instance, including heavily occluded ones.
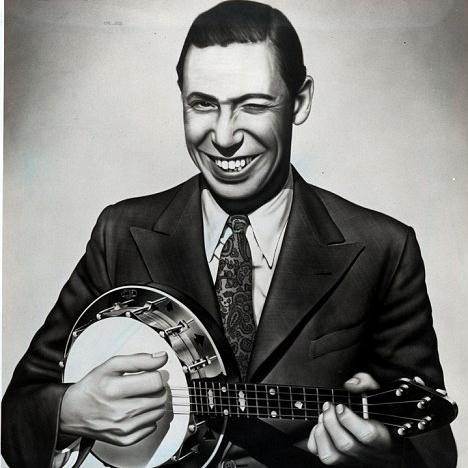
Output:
[212,139,244,158]
[212,108,243,157]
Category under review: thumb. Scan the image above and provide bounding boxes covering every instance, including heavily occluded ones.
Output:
[102,351,168,374]
[344,372,380,392]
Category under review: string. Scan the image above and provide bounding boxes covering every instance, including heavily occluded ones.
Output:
[169,391,423,407]
[168,385,406,400]
[169,385,365,396]
[160,410,411,427]
[164,403,425,422]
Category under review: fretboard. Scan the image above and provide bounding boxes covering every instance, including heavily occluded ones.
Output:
[188,381,363,421]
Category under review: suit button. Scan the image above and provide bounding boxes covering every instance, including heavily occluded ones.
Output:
[220,461,237,468]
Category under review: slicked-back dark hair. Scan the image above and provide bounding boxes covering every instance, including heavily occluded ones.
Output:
[176,0,306,97]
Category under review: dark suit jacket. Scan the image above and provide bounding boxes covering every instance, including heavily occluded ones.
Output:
[2,169,456,467]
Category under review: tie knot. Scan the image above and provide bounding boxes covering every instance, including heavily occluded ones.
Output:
[227,214,249,234]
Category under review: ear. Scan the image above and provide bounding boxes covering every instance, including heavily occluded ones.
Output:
[293,75,314,126]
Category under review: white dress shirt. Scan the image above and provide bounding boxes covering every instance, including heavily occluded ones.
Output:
[202,170,293,324]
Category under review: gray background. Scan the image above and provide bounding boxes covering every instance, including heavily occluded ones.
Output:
[3,0,467,465]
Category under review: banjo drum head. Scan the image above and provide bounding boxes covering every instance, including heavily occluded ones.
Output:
[64,316,190,468]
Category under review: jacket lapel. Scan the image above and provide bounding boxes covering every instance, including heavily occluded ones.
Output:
[248,171,365,380]
[130,177,220,325]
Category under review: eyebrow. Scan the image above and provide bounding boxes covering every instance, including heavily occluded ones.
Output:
[186,92,276,105]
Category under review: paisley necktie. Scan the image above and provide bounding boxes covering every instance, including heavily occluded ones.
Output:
[215,214,256,381]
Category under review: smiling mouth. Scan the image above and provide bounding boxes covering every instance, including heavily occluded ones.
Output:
[204,154,258,173]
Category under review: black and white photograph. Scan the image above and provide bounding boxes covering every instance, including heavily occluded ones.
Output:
[2,1,467,467]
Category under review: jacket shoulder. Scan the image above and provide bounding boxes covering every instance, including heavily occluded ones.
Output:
[311,184,412,246]
[97,176,198,230]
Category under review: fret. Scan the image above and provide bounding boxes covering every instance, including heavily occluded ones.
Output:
[228,383,236,416]
[224,382,229,416]
[244,383,250,418]
[213,382,218,416]
[316,387,320,417]
[348,391,352,412]
[266,385,270,416]
[257,384,268,418]
[303,387,308,420]
[216,382,224,416]
[192,382,198,415]
[234,383,239,417]
[276,385,281,419]
[289,386,294,420]
[254,384,260,418]
[194,381,200,415]
[237,383,244,417]
[206,381,211,416]
[198,381,205,415]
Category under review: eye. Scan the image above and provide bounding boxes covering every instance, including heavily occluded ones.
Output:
[190,100,218,112]
[242,103,270,114]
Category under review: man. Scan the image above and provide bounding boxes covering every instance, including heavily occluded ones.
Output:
[2,1,457,467]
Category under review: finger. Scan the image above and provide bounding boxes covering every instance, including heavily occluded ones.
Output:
[109,424,158,447]
[322,402,361,458]
[117,371,165,397]
[115,394,169,418]
[307,424,319,454]
[337,405,391,450]
[314,413,346,465]
[344,372,380,392]
[102,352,168,375]
[120,407,166,435]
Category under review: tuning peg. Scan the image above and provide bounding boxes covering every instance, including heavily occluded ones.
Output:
[396,384,409,397]
[413,376,425,385]
[417,416,432,431]
[397,422,412,436]
[436,388,448,396]
[417,396,431,409]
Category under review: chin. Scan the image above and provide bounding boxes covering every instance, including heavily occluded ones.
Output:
[206,180,259,201]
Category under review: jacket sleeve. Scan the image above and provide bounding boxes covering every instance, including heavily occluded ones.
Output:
[1,207,114,468]
[366,227,457,468]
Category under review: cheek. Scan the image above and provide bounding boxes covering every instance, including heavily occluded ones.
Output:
[183,112,213,146]
[238,113,288,148]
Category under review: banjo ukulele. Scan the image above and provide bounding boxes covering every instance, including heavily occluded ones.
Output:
[62,285,458,468]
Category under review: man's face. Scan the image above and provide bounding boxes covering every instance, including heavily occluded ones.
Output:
[181,41,294,202]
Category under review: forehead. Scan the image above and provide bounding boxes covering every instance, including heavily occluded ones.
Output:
[182,42,287,99]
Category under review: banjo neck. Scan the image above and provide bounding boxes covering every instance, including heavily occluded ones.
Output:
[189,381,365,422]
[187,378,457,436]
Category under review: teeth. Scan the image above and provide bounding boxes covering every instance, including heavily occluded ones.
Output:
[213,155,256,172]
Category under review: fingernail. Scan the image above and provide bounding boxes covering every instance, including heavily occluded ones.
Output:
[323,401,330,411]
[336,404,344,415]
[152,351,167,358]
[345,377,360,385]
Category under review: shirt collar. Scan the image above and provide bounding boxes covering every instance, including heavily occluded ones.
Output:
[202,168,293,268]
